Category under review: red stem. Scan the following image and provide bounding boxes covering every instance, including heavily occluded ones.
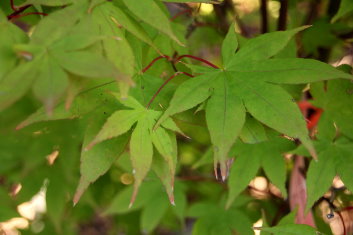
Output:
[170,9,193,21]
[142,55,170,73]
[176,54,219,69]
[10,0,17,11]
[9,12,48,20]
[146,72,194,109]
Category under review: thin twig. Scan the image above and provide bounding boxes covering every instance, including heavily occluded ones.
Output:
[260,0,268,33]
[142,55,170,73]
[177,55,219,69]
[277,0,288,31]
[146,72,194,109]
[9,12,48,20]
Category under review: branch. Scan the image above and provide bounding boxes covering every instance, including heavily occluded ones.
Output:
[277,0,288,31]
[260,0,268,33]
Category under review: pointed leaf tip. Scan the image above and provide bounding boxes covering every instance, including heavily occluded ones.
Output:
[169,194,175,206]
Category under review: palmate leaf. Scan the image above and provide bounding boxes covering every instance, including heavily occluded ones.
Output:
[291,109,353,210]
[226,135,295,208]
[86,94,178,206]
[157,26,353,182]
[73,114,129,205]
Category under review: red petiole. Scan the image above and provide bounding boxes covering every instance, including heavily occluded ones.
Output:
[176,54,219,69]
[9,12,48,20]
[142,55,170,73]
[142,54,217,109]
[146,72,194,109]
[142,54,219,73]
[7,0,47,21]
[10,0,17,11]
[170,9,193,21]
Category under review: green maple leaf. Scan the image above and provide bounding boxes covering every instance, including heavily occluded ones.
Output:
[156,25,353,181]
[188,202,254,235]
[105,180,186,232]
[310,76,353,139]
[226,133,295,208]
[293,79,353,211]
[86,93,179,206]
[1,1,137,114]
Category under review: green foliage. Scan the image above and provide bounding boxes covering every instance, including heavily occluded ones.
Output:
[1,0,353,234]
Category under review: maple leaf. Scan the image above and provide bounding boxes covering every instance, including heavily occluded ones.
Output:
[156,25,353,181]
[293,78,353,211]
[226,132,295,208]
[85,93,179,206]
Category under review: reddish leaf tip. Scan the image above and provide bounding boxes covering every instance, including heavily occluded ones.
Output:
[214,162,218,180]
[169,194,175,206]
[15,123,25,130]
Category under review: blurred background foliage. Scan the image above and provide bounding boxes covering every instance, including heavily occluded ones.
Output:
[1,0,353,234]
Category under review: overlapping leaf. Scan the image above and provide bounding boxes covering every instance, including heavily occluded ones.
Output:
[86,94,178,206]
[188,202,254,235]
[310,77,353,139]
[0,1,126,113]
[226,134,295,208]
[105,180,186,233]
[156,25,353,181]
[292,81,353,210]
